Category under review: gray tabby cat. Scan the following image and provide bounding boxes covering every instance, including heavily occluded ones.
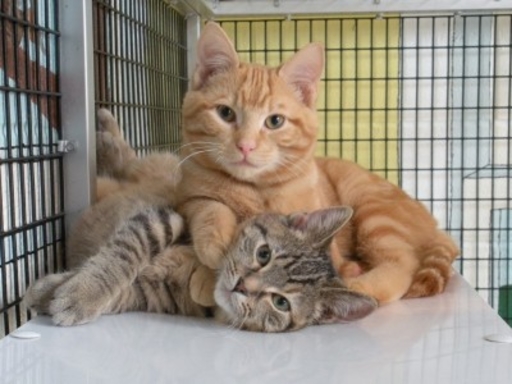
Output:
[24,110,377,332]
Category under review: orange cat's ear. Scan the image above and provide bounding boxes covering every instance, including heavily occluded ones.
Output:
[192,22,239,90]
[287,206,352,248]
[278,43,324,107]
[313,284,377,325]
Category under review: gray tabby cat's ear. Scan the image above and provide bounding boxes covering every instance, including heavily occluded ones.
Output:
[192,22,239,90]
[278,43,324,108]
[287,206,353,248]
[313,285,377,325]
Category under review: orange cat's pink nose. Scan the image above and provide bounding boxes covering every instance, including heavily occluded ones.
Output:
[237,141,256,156]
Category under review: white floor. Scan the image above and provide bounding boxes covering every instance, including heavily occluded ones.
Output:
[1,273,511,384]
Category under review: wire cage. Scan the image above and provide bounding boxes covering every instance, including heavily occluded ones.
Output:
[0,0,511,339]
[93,0,187,155]
[0,0,187,339]
[0,0,63,338]
[216,14,512,327]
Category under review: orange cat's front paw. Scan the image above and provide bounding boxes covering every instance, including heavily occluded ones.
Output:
[188,202,238,269]
[190,265,217,307]
[195,242,226,270]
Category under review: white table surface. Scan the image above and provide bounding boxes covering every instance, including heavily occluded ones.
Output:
[1,273,511,384]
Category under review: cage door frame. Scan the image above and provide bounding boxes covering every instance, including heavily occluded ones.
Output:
[59,0,96,233]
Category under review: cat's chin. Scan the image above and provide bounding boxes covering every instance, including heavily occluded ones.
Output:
[213,281,238,316]
[224,163,267,182]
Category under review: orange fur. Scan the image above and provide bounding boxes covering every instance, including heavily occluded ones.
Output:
[176,23,459,304]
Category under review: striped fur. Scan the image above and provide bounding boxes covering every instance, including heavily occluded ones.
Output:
[25,110,208,326]
[25,204,376,332]
[177,22,460,306]
[25,206,208,326]
[25,109,378,332]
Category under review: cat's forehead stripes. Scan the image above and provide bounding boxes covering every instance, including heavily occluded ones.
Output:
[253,222,268,237]
[234,66,278,108]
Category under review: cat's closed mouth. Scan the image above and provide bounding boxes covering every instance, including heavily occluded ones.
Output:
[233,159,257,167]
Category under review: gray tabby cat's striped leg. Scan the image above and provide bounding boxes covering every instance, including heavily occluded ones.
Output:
[48,207,184,326]
[90,245,208,319]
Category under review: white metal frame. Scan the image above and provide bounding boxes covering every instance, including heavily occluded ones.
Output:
[59,0,96,231]
[181,0,512,18]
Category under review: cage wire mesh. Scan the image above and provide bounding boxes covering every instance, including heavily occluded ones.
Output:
[93,0,188,156]
[0,0,188,338]
[0,0,64,338]
[219,15,512,326]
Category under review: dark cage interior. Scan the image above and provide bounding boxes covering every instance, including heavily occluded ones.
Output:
[0,1,511,339]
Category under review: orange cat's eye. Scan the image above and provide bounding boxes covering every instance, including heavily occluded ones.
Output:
[264,114,285,130]
[216,105,236,123]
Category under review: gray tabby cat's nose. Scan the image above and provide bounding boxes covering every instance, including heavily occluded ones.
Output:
[233,278,248,295]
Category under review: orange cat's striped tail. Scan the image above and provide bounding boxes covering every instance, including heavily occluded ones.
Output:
[405,230,460,299]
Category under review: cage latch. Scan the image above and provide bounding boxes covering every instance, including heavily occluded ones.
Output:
[57,140,78,153]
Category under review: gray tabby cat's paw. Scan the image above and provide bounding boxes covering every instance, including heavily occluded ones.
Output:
[96,130,137,178]
[48,276,109,326]
[97,108,121,137]
[96,131,125,177]
[24,272,75,314]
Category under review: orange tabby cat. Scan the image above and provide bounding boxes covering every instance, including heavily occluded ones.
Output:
[176,22,459,306]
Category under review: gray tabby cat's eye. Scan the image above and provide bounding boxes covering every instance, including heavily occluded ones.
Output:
[216,105,236,123]
[256,244,271,266]
[272,294,290,312]
[264,114,285,129]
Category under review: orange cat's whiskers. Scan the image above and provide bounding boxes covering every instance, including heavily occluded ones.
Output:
[213,151,224,166]
[277,157,303,179]
[284,154,311,176]
[172,149,218,175]
[173,141,221,154]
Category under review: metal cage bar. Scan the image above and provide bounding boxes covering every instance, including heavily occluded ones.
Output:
[59,0,96,235]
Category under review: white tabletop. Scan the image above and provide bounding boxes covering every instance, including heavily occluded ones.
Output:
[1,273,511,384]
